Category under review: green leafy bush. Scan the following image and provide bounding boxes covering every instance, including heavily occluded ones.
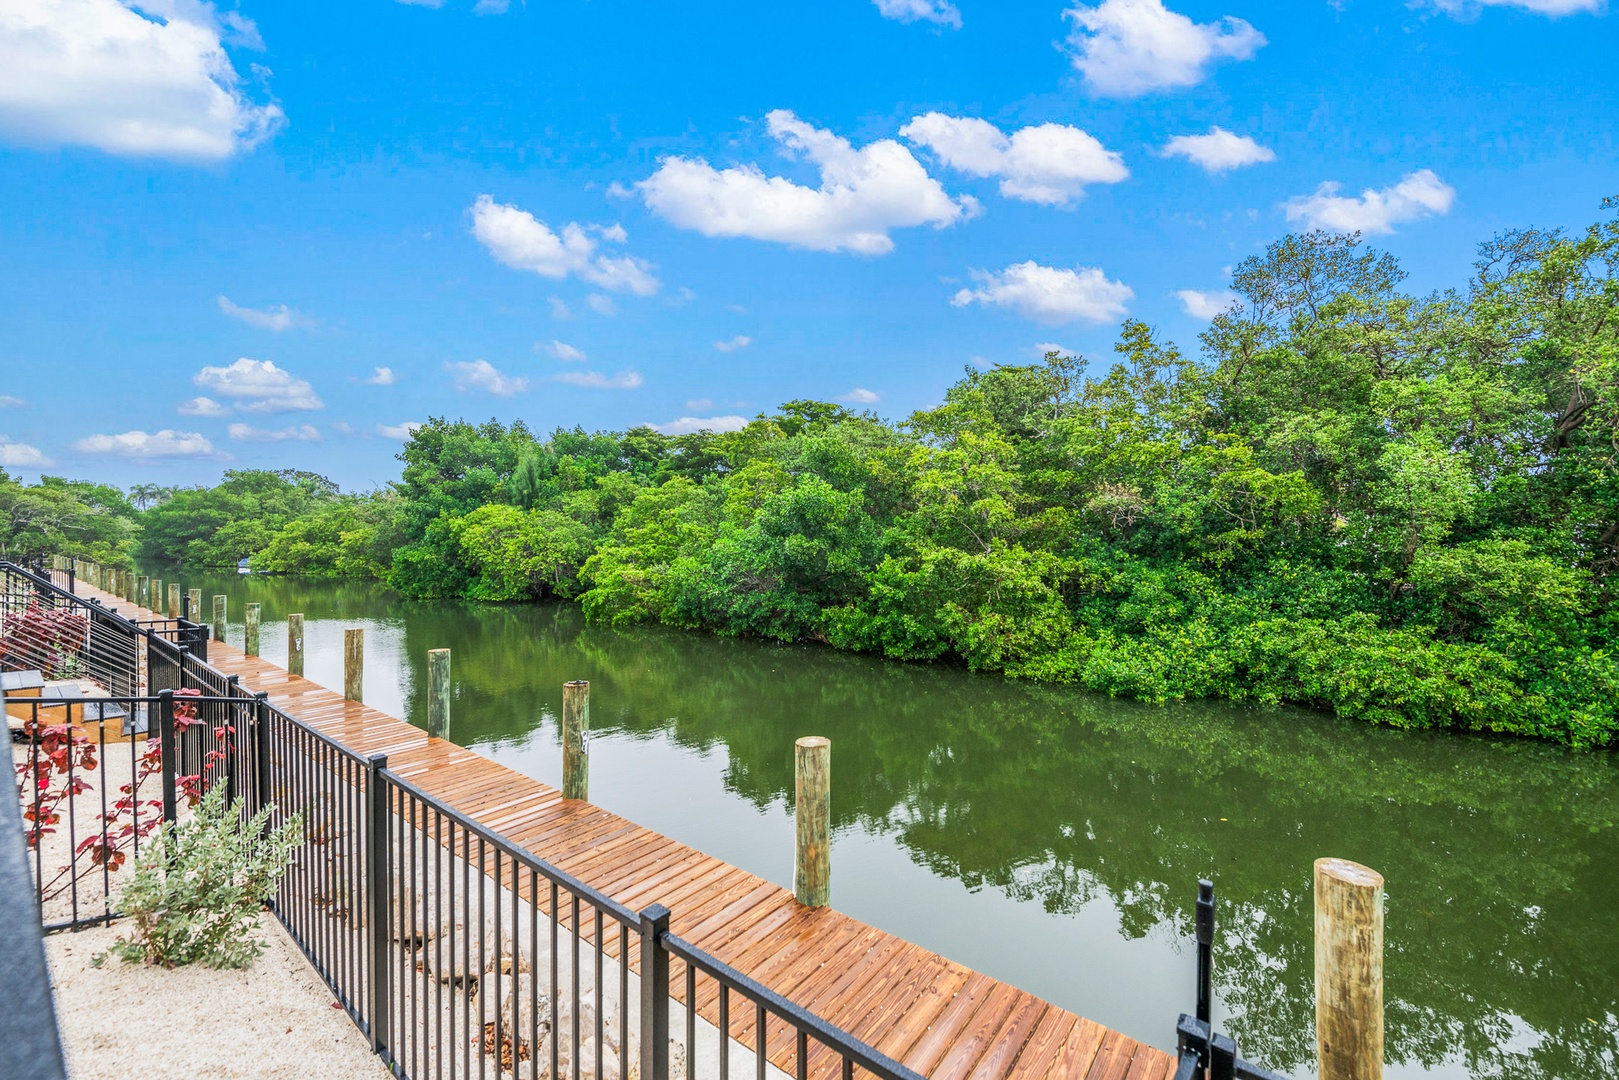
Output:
[104,785,303,969]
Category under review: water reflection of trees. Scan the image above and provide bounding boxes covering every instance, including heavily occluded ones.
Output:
[301,591,1613,1079]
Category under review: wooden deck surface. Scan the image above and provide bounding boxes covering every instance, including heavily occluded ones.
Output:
[90,584,1175,1080]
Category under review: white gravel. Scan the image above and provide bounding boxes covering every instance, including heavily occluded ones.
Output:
[45,916,387,1079]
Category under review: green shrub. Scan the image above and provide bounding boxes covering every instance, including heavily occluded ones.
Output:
[104,785,303,969]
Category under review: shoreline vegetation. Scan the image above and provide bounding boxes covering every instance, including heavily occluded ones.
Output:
[7,222,1618,747]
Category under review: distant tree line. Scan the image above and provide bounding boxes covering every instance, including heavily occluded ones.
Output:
[13,212,1618,745]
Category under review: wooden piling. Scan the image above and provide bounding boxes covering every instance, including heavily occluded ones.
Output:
[244,603,261,657]
[288,614,305,677]
[167,582,180,619]
[212,595,228,645]
[344,628,364,702]
[427,649,451,740]
[795,736,831,907]
[187,588,201,622]
[561,680,589,800]
[139,576,149,609]
[1315,858,1385,1080]
[151,578,162,615]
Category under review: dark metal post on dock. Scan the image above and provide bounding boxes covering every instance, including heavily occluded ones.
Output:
[795,736,831,907]
[427,649,450,740]
[562,680,589,800]
[287,614,304,676]
[638,903,671,1080]
[253,692,271,817]
[212,595,227,645]
[244,603,261,657]
[1316,858,1384,1080]
[344,628,364,702]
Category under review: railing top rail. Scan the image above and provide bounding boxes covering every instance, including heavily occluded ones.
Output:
[661,930,927,1080]
[378,764,643,930]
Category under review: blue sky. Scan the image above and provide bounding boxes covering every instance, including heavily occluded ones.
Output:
[0,0,1614,490]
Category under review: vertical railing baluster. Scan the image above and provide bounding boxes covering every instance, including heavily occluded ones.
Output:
[366,753,392,1057]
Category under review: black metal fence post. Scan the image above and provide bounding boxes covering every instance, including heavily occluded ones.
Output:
[253,692,271,818]
[66,562,74,595]
[640,903,671,1080]
[157,690,177,825]
[366,753,392,1057]
[224,676,241,809]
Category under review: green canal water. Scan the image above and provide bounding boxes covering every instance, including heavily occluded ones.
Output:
[158,568,1618,1080]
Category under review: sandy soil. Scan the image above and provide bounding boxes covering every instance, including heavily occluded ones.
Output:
[45,916,387,1080]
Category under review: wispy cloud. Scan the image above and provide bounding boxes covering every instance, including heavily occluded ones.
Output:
[840,388,880,404]
[470,196,659,295]
[554,370,644,390]
[217,295,306,331]
[1175,289,1239,319]
[0,436,49,467]
[542,340,588,362]
[227,423,321,442]
[194,358,323,412]
[952,261,1133,324]
[714,336,753,353]
[75,429,224,459]
[378,422,423,440]
[0,395,25,408]
[448,360,529,396]
[1284,169,1456,234]
[365,366,396,386]
[177,396,230,417]
[650,415,751,435]
[1160,127,1274,173]
[873,0,962,28]
[586,294,617,316]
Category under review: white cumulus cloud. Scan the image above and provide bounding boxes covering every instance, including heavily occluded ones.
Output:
[543,340,587,362]
[554,370,644,390]
[0,0,284,160]
[0,436,49,467]
[714,336,752,353]
[1175,289,1239,319]
[650,415,751,435]
[377,421,422,440]
[217,295,304,331]
[873,0,961,28]
[177,395,229,417]
[952,261,1133,325]
[469,196,659,296]
[840,388,881,404]
[1064,0,1265,97]
[900,114,1128,206]
[75,429,222,459]
[365,366,396,385]
[194,358,323,412]
[1160,127,1274,173]
[638,109,975,255]
[227,422,320,442]
[1284,169,1456,235]
[448,360,528,397]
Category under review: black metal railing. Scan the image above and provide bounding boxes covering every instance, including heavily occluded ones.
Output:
[4,559,928,1080]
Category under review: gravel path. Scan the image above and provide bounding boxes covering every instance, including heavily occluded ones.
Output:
[45,915,387,1079]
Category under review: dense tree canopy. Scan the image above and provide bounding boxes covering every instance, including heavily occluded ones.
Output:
[64,212,1619,746]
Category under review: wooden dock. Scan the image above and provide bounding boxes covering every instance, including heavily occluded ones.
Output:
[90,583,1175,1080]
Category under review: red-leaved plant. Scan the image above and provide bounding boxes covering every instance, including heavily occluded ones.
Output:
[16,687,236,902]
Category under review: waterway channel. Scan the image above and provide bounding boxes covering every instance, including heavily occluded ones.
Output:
[154,567,1619,1080]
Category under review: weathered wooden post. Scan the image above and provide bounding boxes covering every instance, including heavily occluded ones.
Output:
[561,680,589,800]
[151,577,162,614]
[1316,858,1385,1080]
[427,649,451,740]
[288,613,305,677]
[167,582,180,619]
[187,588,201,622]
[212,595,227,644]
[344,628,364,702]
[795,736,831,907]
[244,603,261,657]
[138,576,149,608]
